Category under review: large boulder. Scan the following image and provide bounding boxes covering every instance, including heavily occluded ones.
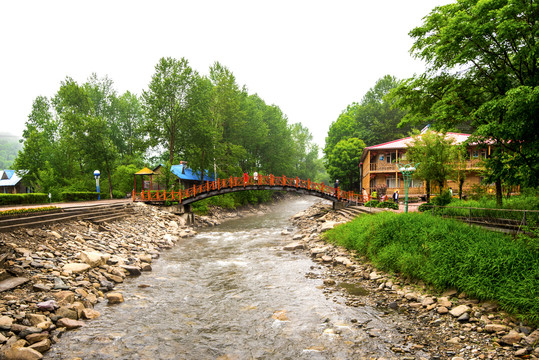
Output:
[79,251,109,268]
[62,263,91,274]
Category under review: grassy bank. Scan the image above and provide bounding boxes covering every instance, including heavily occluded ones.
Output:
[323,211,539,324]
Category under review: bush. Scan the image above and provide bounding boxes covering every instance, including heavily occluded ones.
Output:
[0,193,49,205]
[112,190,127,199]
[364,200,379,207]
[61,192,99,202]
[376,201,399,210]
[418,203,433,212]
[323,212,539,324]
[432,190,452,206]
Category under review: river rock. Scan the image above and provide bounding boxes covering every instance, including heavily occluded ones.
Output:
[49,231,62,239]
[36,300,58,311]
[0,316,13,329]
[56,318,85,330]
[320,221,337,232]
[29,338,51,353]
[120,265,142,276]
[81,308,100,320]
[272,310,289,321]
[106,292,124,304]
[32,283,51,292]
[25,332,49,345]
[334,256,353,267]
[2,346,43,360]
[54,291,75,305]
[80,251,108,267]
[500,330,522,345]
[26,314,47,327]
[484,324,511,333]
[62,263,91,274]
[449,305,470,318]
[524,329,539,345]
[56,306,78,320]
[283,242,304,251]
[139,254,152,263]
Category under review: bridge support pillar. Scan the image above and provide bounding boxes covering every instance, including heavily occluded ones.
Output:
[332,201,346,210]
[175,204,195,225]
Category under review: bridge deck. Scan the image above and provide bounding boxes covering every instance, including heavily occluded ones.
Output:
[133,175,367,205]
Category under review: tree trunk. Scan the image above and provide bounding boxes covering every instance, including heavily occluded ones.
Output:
[426,180,431,203]
[495,179,503,208]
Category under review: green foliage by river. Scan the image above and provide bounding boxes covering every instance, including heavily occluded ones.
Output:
[323,212,539,324]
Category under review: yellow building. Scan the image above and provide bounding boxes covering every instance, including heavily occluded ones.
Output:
[360,132,488,199]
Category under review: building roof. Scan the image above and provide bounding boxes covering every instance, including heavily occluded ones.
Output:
[134,167,157,175]
[364,132,471,151]
[0,170,23,187]
[170,164,214,182]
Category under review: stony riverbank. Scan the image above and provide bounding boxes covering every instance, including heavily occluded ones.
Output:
[0,199,276,360]
[0,197,537,360]
[282,201,539,360]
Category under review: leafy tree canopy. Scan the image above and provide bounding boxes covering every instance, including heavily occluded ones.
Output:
[392,0,539,197]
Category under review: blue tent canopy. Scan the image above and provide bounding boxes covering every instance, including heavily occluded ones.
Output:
[170,164,214,182]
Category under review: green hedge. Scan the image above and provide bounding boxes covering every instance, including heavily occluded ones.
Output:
[61,192,99,202]
[323,211,539,324]
[376,201,399,210]
[364,200,379,207]
[0,193,49,205]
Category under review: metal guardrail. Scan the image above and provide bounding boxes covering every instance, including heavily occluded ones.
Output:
[420,204,539,234]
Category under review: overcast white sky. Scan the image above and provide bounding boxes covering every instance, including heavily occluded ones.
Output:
[1,0,451,148]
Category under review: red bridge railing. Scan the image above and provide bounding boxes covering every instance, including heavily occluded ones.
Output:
[133,175,367,204]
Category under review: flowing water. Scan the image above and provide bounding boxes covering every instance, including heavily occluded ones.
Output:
[45,197,409,359]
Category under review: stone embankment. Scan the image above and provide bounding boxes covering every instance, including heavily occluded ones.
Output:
[282,201,539,360]
[0,201,269,360]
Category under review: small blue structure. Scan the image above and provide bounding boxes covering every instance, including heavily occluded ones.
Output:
[170,163,215,182]
[0,170,30,194]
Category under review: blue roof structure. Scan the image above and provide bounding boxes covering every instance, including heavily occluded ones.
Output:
[170,164,215,182]
[0,170,23,187]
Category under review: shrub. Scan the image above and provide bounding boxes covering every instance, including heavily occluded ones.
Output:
[376,201,399,210]
[432,190,452,206]
[61,192,99,202]
[0,193,49,205]
[112,190,127,199]
[364,200,379,207]
[323,212,539,324]
[418,203,433,212]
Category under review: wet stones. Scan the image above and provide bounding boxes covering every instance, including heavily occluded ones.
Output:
[287,200,539,360]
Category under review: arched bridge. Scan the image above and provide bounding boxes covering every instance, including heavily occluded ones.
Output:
[132,174,365,208]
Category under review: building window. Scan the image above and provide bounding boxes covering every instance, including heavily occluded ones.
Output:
[386,177,400,188]
[472,150,479,158]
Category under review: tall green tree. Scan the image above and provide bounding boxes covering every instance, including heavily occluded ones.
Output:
[392,0,539,206]
[142,57,198,167]
[406,131,459,202]
[325,137,365,191]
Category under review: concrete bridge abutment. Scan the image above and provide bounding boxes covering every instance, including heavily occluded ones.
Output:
[175,204,195,225]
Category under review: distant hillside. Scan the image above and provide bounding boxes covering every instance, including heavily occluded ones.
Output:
[0,133,22,169]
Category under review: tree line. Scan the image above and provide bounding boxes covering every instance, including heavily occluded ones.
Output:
[325,0,538,206]
[14,59,324,199]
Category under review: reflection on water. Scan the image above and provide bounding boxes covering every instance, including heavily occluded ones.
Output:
[45,197,405,360]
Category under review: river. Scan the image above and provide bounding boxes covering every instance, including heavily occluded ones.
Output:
[44,197,408,359]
